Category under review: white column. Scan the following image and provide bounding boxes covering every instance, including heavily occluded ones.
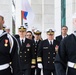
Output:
[28,0,31,4]
[15,0,21,34]
[0,0,12,33]
[72,0,76,13]
[31,0,42,30]
[44,0,54,39]
[72,0,76,31]
[54,0,61,37]
[42,0,44,39]
[66,0,73,34]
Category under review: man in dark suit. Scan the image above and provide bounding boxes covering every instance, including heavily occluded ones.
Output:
[37,28,59,75]
[17,26,36,75]
[55,13,76,75]
[31,29,42,75]
[56,26,68,44]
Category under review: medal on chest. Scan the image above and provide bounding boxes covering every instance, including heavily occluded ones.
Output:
[4,39,8,47]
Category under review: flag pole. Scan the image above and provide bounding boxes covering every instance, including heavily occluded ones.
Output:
[21,11,23,26]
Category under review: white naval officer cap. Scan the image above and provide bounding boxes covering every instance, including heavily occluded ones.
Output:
[2,25,6,30]
[5,26,10,29]
[3,25,6,28]
[34,29,42,35]
[46,28,55,35]
[18,25,27,31]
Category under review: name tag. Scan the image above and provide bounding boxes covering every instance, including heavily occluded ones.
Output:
[43,47,48,49]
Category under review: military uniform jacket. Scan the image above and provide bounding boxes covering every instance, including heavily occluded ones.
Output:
[17,38,35,69]
[0,31,21,75]
[33,40,41,64]
[55,34,76,75]
[33,40,41,57]
[37,39,59,70]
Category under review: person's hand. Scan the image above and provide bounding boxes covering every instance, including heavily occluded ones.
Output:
[38,63,43,69]
[55,45,59,53]
[31,65,35,68]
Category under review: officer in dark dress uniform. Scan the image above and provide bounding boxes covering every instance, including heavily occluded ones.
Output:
[55,13,76,75]
[37,29,59,75]
[31,30,42,75]
[0,14,21,75]
[17,26,36,75]
[56,26,68,44]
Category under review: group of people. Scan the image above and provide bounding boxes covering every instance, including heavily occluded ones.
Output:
[0,13,76,75]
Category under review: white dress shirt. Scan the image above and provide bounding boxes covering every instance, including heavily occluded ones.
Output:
[48,40,53,45]
[20,38,25,44]
[62,35,67,39]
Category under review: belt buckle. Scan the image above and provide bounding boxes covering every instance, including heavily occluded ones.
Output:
[73,63,76,69]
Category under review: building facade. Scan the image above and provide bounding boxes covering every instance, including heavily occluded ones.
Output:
[0,0,76,39]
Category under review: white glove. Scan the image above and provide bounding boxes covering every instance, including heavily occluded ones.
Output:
[38,63,43,69]
[31,65,35,68]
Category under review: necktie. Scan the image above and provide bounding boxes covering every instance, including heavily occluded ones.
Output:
[50,41,52,45]
[35,41,38,45]
[21,39,24,45]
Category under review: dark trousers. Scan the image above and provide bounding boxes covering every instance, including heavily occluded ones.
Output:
[0,67,11,75]
[43,69,56,75]
[31,67,41,75]
[67,67,76,75]
[22,69,31,75]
